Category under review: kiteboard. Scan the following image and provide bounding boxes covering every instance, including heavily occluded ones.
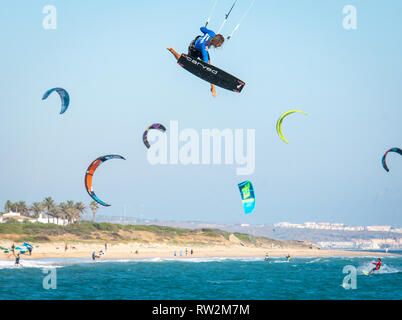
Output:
[362,271,369,276]
[177,54,245,93]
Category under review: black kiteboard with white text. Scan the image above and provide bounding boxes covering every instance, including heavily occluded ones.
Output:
[177,54,245,93]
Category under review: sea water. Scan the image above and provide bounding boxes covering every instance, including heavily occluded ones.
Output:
[0,256,401,300]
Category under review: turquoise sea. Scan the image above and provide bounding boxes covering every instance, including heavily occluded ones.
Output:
[0,256,401,300]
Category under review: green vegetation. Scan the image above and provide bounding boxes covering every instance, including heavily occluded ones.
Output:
[201,228,231,240]
[234,232,258,244]
[0,217,316,249]
[2,198,87,225]
[0,220,297,247]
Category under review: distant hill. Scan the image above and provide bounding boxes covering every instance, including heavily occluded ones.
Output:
[0,220,317,249]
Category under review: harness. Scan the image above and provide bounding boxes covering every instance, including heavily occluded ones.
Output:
[188,35,210,61]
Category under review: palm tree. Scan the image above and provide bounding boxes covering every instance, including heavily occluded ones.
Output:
[10,202,18,213]
[4,200,13,213]
[49,206,61,225]
[75,202,87,223]
[42,197,56,223]
[89,201,99,222]
[59,202,69,226]
[66,201,76,224]
[30,202,44,218]
[17,201,29,217]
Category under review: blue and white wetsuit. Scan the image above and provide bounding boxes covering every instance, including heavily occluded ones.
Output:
[193,27,216,62]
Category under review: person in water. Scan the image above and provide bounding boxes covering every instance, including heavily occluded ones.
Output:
[167,26,225,98]
[264,253,270,261]
[286,254,291,262]
[368,258,382,274]
[15,253,21,267]
[92,251,99,262]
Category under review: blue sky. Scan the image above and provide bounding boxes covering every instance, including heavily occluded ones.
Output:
[0,0,401,226]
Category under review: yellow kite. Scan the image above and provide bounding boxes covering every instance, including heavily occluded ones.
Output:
[276,110,308,143]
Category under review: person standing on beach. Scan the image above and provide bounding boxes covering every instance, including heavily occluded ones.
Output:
[15,253,21,267]
[180,251,182,257]
[105,243,107,251]
[92,251,98,262]
[190,249,193,255]
[185,248,188,256]
[174,251,176,257]
[8,243,16,258]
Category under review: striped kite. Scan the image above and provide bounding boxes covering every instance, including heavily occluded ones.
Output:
[42,87,70,114]
[143,123,166,149]
[238,181,255,214]
[85,155,126,207]
[382,148,402,172]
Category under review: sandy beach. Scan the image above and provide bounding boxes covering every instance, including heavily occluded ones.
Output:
[0,241,392,260]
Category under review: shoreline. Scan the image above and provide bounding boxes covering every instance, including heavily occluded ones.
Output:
[0,242,396,261]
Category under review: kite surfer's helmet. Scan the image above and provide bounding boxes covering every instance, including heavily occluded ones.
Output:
[210,34,225,48]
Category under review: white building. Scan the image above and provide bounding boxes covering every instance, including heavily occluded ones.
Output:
[274,222,302,228]
[36,213,69,226]
[317,241,355,249]
[1,212,32,222]
[0,211,69,226]
[367,226,392,232]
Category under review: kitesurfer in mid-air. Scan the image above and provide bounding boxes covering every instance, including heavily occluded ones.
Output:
[368,258,382,274]
[167,26,225,97]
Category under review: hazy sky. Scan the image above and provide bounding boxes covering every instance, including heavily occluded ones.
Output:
[1,0,401,226]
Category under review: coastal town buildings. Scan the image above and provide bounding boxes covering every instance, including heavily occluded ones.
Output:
[274,221,396,233]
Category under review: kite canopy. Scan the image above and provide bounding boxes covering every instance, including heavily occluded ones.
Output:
[42,87,70,114]
[14,247,28,254]
[143,123,167,149]
[382,148,402,172]
[84,154,126,207]
[0,245,9,253]
[238,181,255,214]
[22,242,33,250]
[276,110,308,143]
